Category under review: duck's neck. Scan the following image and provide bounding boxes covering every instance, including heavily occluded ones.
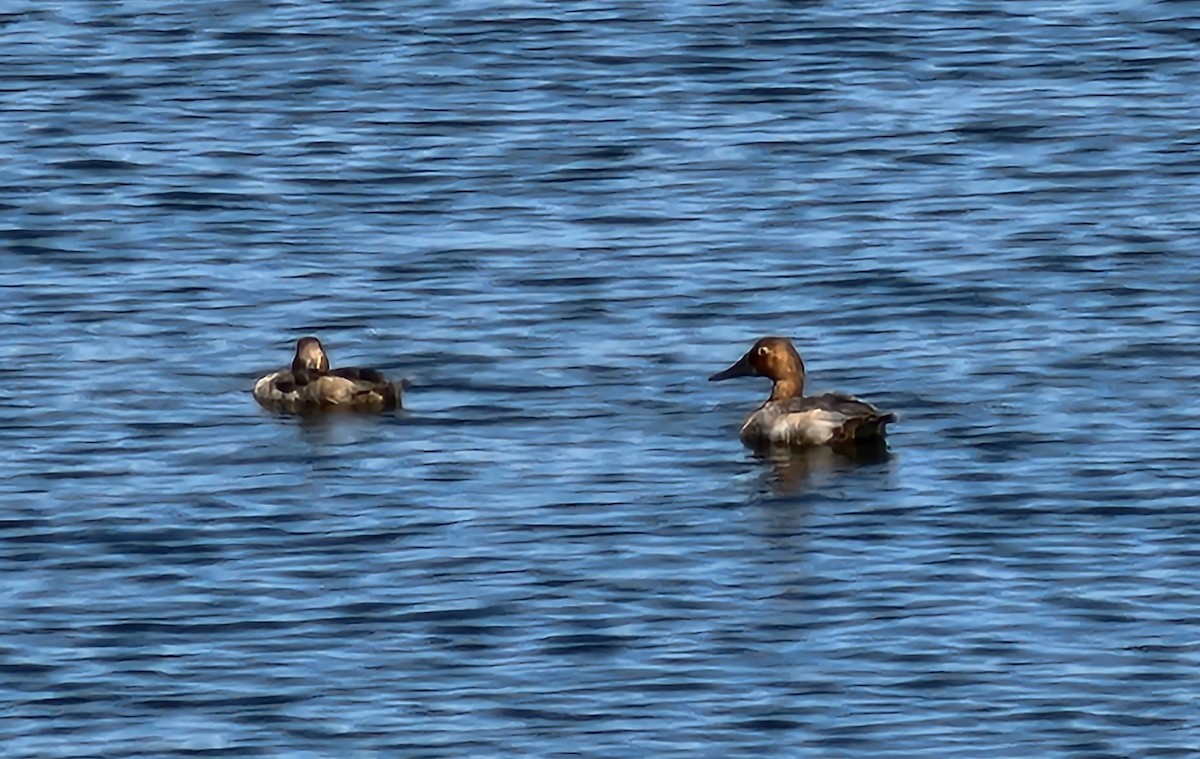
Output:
[767,350,806,401]
[769,375,804,402]
[292,359,328,377]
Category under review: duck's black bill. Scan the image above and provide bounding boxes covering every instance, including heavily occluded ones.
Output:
[708,353,753,382]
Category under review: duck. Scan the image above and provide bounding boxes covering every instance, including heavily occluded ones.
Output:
[253,336,403,414]
[709,336,894,453]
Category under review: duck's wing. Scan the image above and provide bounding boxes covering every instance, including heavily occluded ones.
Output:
[318,368,403,410]
[792,392,894,422]
[329,366,387,383]
[771,393,895,449]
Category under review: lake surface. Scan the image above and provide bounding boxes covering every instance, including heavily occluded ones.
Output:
[3,1,1200,756]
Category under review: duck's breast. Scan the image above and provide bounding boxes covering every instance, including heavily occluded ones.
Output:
[742,404,841,447]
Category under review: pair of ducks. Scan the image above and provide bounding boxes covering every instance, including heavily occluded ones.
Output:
[254,336,895,453]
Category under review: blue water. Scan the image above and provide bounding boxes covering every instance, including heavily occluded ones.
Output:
[3,1,1200,756]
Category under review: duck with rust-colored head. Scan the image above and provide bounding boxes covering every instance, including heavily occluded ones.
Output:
[709,336,894,453]
[253,336,403,414]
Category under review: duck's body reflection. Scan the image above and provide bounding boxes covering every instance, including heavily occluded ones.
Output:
[756,442,891,495]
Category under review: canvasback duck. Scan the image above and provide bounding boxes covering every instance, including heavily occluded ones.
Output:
[709,336,894,453]
[253,336,403,414]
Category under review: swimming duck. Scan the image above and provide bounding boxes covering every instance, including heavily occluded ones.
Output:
[253,336,403,414]
[709,336,894,453]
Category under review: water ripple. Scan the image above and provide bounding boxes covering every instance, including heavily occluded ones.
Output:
[3,1,1200,756]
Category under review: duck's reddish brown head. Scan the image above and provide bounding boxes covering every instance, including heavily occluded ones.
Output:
[292,336,330,374]
[709,336,806,400]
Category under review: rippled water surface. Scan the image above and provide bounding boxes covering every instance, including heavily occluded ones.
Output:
[4,1,1200,756]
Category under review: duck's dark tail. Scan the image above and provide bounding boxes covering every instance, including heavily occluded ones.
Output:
[348,382,402,411]
[383,381,404,411]
[831,412,895,458]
